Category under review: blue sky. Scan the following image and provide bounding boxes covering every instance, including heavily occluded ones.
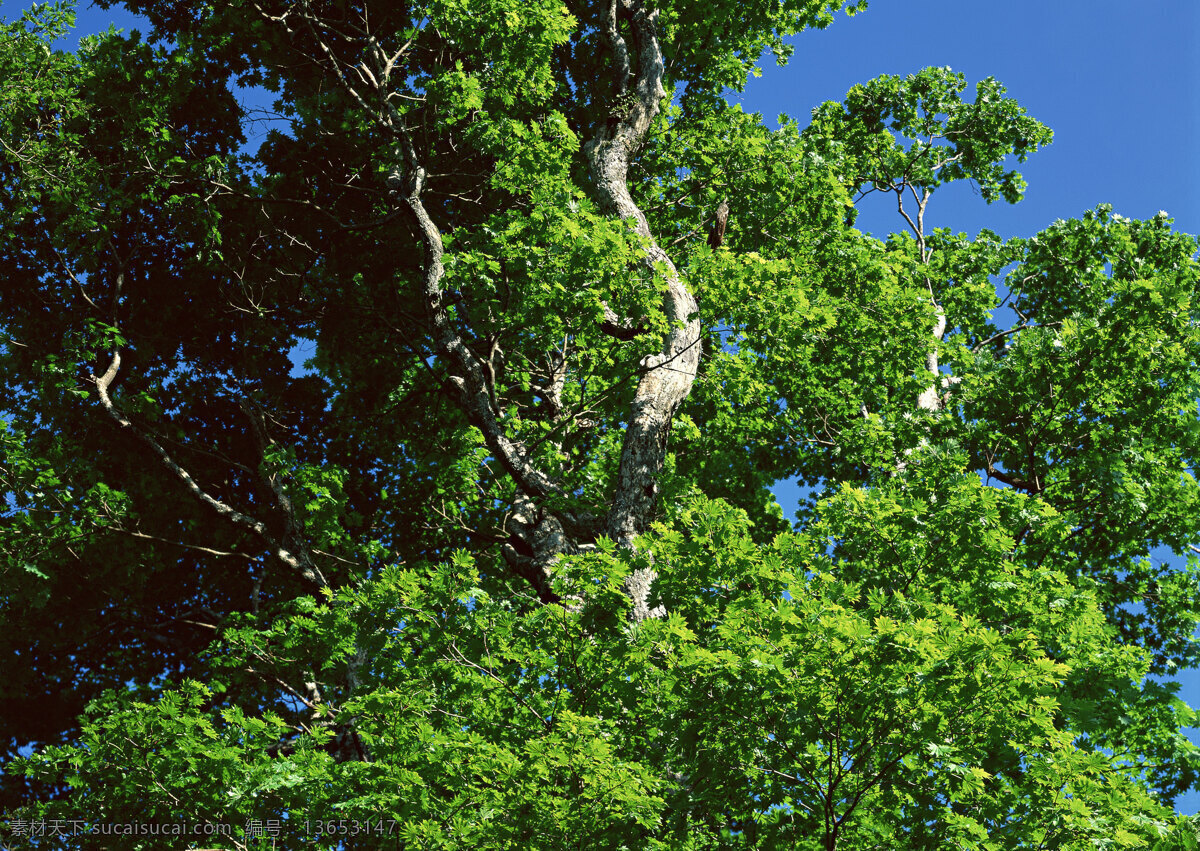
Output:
[748,0,1199,242]
[5,0,1200,816]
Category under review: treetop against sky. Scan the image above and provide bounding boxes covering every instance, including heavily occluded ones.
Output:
[2,1,1200,847]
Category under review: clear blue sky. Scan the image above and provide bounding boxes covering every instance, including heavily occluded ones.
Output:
[6,0,1200,816]
[744,0,1199,243]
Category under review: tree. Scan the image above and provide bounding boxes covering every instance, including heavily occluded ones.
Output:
[1,0,1199,847]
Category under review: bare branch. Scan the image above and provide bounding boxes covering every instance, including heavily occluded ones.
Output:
[91,351,325,586]
[970,321,1061,354]
[105,525,255,560]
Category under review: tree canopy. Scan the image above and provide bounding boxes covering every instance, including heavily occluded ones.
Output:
[1,0,1199,848]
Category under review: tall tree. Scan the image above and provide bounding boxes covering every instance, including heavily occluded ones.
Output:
[1,1,1198,848]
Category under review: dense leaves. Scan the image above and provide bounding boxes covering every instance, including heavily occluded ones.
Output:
[1,0,1198,848]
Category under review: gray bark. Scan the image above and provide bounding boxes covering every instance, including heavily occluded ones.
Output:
[916,307,947,412]
[585,0,701,619]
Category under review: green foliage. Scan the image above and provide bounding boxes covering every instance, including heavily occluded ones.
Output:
[1,0,1198,846]
[9,494,1189,847]
[805,66,1054,205]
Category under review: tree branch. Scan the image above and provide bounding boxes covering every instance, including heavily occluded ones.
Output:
[584,0,702,620]
[91,351,325,586]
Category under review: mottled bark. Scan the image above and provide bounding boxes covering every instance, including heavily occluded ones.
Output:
[585,0,702,619]
[890,185,954,415]
[502,494,568,603]
[916,306,947,412]
[238,397,326,585]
